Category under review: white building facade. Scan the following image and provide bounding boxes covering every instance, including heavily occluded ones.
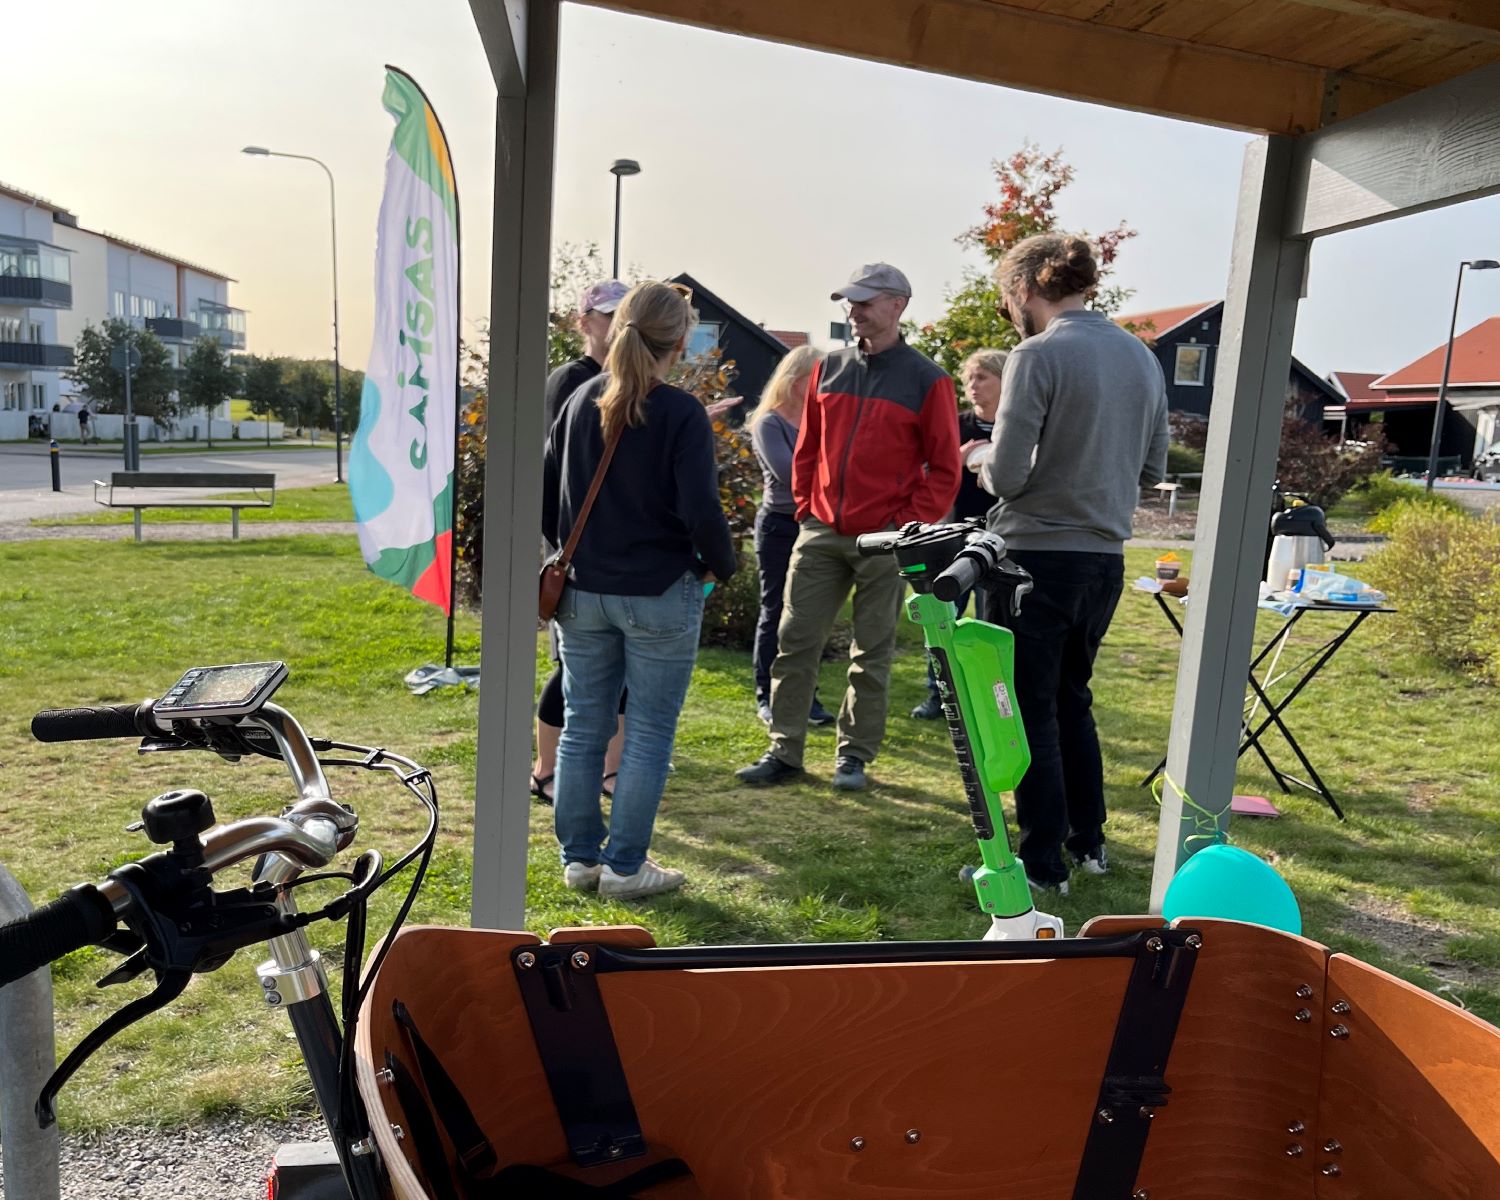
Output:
[0,184,75,438]
[0,179,247,441]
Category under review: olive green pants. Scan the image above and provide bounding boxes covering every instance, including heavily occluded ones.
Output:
[768,518,904,767]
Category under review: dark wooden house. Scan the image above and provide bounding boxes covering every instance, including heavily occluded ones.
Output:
[1118,301,1339,425]
[668,272,792,414]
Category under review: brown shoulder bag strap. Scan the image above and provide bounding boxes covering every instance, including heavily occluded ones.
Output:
[555,424,624,568]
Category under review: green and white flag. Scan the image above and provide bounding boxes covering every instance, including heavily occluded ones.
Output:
[350,67,458,613]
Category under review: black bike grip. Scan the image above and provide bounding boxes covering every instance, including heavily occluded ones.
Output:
[0,886,117,988]
[31,704,145,743]
[855,530,901,557]
[933,555,985,603]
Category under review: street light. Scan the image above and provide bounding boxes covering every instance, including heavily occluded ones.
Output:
[609,159,641,279]
[242,145,345,482]
[1424,258,1500,493]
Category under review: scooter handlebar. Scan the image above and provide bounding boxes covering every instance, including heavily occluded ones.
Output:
[854,530,903,557]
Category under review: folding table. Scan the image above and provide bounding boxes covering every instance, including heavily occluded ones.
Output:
[1140,590,1395,820]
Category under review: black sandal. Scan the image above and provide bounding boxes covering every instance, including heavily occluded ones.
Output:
[601,771,618,800]
[529,772,555,806]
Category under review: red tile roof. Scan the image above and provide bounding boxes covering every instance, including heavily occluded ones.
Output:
[1373,316,1500,389]
[1327,371,1384,404]
[1115,302,1216,340]
[768,329,809,349]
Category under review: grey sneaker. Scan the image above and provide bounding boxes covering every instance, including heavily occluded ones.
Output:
[563,861,602,890]
[832,756,867,790]
[1025,871,1070,898]
[598,858,686,899]
[757,701,773,725]
[1075,847,1109,876]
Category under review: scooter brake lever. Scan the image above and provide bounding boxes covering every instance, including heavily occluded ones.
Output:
[96,944,151,988]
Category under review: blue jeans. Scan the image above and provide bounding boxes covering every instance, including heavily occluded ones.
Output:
[554,572,705,874]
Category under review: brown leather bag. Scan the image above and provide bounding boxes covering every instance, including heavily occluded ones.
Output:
[539,425,623,621]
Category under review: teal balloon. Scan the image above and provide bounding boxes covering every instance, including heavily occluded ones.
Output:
[1162,843,1302,934]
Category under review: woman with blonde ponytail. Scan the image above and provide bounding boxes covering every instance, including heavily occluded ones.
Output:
[541,281,736,900]
[749,345,834,726]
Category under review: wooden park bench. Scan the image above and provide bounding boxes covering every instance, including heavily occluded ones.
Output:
[92,471,277,542]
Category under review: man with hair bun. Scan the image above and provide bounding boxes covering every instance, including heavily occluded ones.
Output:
[980,233,1169,895]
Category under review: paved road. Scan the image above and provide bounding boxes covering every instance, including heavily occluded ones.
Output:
[0,444,340,523]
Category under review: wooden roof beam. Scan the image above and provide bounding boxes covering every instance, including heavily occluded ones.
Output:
[1289,61,1500,237]
[578,0,1411,134]
[1272,0,1500,45]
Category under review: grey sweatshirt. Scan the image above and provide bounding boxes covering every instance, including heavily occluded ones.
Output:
[980,309,1169,553]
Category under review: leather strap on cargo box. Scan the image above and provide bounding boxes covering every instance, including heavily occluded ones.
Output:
[1072,926,1200,1199]
[512,941,647,1167]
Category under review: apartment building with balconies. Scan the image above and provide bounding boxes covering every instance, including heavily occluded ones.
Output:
[0,183,76,437]
[0,178,248,439]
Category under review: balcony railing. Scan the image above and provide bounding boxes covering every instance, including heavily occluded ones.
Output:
[0,276,72,309]
[0,342,75,369]
[195,305,247,350]
[145,316,203,343]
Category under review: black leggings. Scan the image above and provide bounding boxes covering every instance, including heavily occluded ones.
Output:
[537,666,627,728]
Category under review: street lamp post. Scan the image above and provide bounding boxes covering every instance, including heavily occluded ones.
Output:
[609,159,641,279]
[1424,258,1499,493]
[242,146,344,482]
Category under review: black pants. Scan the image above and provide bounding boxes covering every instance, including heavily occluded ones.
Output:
[982,551,1124,885]
[753,508,799,705]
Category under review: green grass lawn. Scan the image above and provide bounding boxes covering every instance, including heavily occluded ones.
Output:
[35,483,354,526]
[1,534,1497,1131]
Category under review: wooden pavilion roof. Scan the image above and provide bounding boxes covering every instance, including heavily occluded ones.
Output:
[578,0,1500,134]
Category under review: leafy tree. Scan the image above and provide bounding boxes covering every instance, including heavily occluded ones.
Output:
[179,336,239,434]
[910,143,1137,388]
[284,361,330,435]
[242,355,289,422]
[549,241,613,370]
[69,320,178,421]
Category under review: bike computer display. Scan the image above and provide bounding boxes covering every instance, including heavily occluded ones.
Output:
[153,662,289,721]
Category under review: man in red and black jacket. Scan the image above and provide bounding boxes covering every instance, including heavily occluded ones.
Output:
[738,263,960,791]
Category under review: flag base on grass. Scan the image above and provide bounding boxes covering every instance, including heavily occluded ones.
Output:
[405,664,480,695]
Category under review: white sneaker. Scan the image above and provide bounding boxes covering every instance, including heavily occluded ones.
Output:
[563,861,603,890]
[1025,871,1070,898]
[598,858,686,899]
[1075,848,1109,876]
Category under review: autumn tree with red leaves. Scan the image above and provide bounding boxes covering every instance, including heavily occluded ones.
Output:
[911,142,1136,387]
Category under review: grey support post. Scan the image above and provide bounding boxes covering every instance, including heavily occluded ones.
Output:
[1150,137,1308,911]
[0,866,62,1200]
[469,0,560,929]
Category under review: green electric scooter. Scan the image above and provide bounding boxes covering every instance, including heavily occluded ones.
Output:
[856,519,1064,941]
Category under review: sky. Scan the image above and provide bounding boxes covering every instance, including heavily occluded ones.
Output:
[9,0,1500,382]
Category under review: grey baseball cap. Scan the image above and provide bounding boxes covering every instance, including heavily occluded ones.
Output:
[831,263,912,303]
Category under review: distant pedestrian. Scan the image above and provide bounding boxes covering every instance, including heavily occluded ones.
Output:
[910,347,1007,719]
[979,233,1168,894]
[76,406,92,444]
[749,345,835,728]
[737,263,959,791]
[533,279,631,804]
[543,280,736,899]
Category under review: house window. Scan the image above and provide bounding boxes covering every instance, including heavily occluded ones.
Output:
[1174,344,1209,386]
[0,316,20,341]
[32,383,46,409]
[2,382,21,411]
[686,321,721,360]
[29,323,42,344]
[130,294,140,318]
[142,297,157,320]
[113,290,126,317]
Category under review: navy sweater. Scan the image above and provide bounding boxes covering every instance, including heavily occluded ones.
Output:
[543,375,737,595]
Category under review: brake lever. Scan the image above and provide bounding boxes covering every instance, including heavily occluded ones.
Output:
[37,968,192,1127]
